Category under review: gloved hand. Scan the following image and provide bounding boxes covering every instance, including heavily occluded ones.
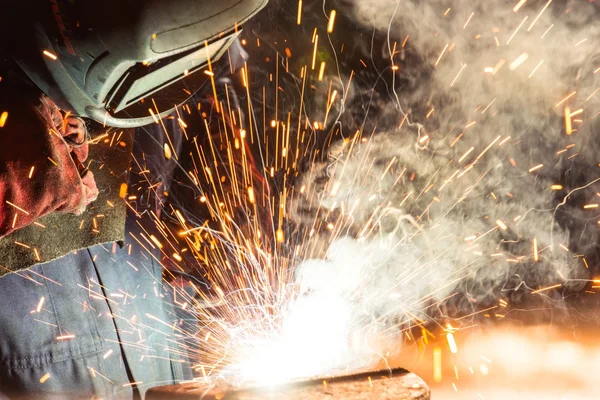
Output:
[0,94,99,238]
[38,96,99,212]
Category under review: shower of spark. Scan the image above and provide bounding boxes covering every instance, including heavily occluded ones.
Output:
[136,0,600,389]
[16,0,600,394]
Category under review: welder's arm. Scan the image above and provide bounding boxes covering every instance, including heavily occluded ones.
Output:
[0,97,98,238]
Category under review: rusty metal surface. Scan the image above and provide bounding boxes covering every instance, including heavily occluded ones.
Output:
[147,368,430,400]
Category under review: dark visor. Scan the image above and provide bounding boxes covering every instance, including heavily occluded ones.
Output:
[105,31,240,120]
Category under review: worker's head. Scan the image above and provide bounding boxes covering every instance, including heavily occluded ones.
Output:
[6,0,268,128]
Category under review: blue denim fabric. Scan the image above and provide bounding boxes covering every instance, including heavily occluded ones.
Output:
[0,217,189,398]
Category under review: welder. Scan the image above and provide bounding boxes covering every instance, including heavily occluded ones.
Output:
[0,0,266,397]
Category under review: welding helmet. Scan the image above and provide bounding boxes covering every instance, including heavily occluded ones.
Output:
[9,0,267,128]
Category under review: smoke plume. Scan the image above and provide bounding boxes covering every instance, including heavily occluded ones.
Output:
[284,0,600,377]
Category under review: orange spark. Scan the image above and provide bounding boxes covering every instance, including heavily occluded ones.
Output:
[531,284,561,294]
[435,44,449,66]
[6,201,30,215]
[164,143,172,160]
[527,0,552,32]
[327,10,336,33]
[506,16,528,44]
[311,34,319,70]
[450,63,467,87]
[555,92,576,107]
[43,50,57,60]
[148,108,159,124]
[528,60,544,78]
[297,0,303,25]
[564,106,572,135]
[0,111,8,128]
[119,183,128,199]
[513,0,527,12]
[318,61,326,81]
[36,296,45,312]
[509,53,529,70]
[463,12,474,29]
[447,332,458,353]
[528,164,543,172]
[433,347,443,382]
[150,235,163,249]
[247,187,256,204]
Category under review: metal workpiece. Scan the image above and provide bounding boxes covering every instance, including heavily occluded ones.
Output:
[146,368,430,400]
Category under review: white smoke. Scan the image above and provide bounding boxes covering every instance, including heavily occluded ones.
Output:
[282,0,600,378]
